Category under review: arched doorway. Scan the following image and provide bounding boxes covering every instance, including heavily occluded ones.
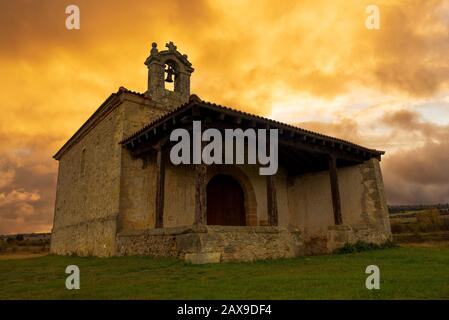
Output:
[206,174,246,226]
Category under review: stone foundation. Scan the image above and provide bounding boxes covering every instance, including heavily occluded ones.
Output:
[116,225,304,263]
[50,217,117,257]
[326,224,392,252]
[303,224,392,255]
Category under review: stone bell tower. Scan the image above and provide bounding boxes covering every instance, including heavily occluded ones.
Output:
[144,41,194,108]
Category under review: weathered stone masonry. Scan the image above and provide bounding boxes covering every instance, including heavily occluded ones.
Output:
[117,226,303,263]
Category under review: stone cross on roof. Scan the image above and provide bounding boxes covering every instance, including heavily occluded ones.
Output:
[166,41,177,52]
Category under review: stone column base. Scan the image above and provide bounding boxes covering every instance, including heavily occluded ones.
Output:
[327,225,354,252]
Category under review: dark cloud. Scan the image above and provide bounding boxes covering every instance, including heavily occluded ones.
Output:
[383,140,449,204]
[0,135,58,235]
[295,108,449,205]
[381,109,449,204]
[382,109,448,140]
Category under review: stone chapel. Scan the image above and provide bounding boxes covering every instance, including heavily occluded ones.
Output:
[50,42,392,262]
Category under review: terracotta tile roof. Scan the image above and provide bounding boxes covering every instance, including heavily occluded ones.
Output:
[117,86,152,101]
[120,93,384,157]
[54,87,384,161]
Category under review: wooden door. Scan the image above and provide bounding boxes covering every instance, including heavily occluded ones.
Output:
[206,174,246,226]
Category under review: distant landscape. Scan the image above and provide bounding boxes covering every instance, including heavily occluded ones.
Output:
[388,203,449,214]
[388,204,449,245]
[0,233,50,258]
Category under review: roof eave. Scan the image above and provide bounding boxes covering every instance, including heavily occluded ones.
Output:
[120,96,385,161]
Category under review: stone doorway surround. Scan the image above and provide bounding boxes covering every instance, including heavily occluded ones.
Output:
[206,165,258,227]
[206,174,246,226]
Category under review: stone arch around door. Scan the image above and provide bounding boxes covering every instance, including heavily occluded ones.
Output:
[206,166,258,226]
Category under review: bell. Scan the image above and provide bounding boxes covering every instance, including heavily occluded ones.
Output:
[165,68,174,83]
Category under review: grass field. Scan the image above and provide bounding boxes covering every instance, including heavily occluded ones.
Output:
[1,246,448,300]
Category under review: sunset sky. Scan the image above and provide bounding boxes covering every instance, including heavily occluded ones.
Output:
[0,0,448,234]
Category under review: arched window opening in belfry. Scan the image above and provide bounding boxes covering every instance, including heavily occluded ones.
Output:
[164,60,178,92]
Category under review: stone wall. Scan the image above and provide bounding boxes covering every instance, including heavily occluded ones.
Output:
[117,163,291,231]
[359,158,391,235]
[50,217,117,256]
[287,158,392,254]
[287,169,335,238]
[326,159,392,253]
[327,224,392,252]
[115,156,391,258]
[117,225,304,263]
[117,150,156,232]
[51,91,165,256]
[164,163,196,227]
[51,100,123,257]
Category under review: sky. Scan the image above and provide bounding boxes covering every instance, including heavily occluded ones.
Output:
[0,0,448,234]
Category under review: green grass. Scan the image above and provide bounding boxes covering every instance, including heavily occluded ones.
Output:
[1,246,449,299]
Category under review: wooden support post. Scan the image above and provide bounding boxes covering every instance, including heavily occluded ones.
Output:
[155,145,166,228]
[328,154,343,225]
[194,164,207,225]
[266,175,278,226]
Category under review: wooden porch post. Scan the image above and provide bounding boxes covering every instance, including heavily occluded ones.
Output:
[328,154,343,225]
[194,163,207,225]
[266,175,278,226]
[155,145,166,228]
